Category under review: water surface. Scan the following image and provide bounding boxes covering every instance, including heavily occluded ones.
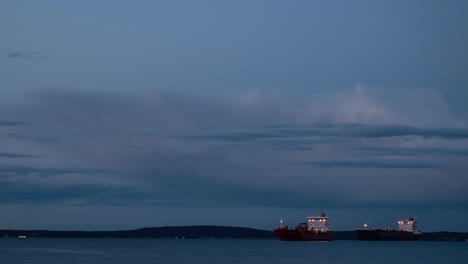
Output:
[1,238,467,264]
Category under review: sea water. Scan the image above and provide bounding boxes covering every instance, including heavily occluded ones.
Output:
[1,238,467,264]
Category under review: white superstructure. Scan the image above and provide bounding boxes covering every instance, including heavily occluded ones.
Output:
[398,217,419,232]
[306,212,331,232]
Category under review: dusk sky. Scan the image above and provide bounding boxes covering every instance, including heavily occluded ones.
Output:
[1,0,468,231]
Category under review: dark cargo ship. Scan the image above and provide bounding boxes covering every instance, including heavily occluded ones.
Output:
[355,217,422,241]
[274,212,334,241]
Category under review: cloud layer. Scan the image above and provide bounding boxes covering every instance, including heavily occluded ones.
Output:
[1,87,467,212]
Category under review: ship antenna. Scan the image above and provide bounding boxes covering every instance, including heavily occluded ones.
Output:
[280,218,283,228]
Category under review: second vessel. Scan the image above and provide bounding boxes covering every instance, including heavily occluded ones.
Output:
[355,217,423,241]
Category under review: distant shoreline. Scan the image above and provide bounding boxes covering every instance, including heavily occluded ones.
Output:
[1,226,467,241]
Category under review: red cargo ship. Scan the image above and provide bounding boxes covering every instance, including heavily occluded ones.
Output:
[274,212,334,241]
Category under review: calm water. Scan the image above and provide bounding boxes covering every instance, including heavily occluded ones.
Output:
[1,238,467,264]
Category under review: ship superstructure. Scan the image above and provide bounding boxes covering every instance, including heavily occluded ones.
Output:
[397,218,419,232]
[306,213,331,233]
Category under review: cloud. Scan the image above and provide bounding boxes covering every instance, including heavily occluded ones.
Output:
[305,159,441,169]
[356,147,468,157]
[0,179,137,206]
[331,85,397,124]
[6,52,23,58]
[0,165,131,205]
[0,121,28,126]
[184,124,468,142]
[0,152,43,158]
[0,164,307,207]
[6,51,47,60]
[0,165,113,182]
[349,125,468,139]
[183,129,279,141]
[0,87,466,210]
[3,133,55,142]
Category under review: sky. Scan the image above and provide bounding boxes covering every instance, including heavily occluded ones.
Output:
[1,0,468,231]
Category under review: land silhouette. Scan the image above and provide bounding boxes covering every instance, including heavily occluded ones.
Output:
[2,226,467,241]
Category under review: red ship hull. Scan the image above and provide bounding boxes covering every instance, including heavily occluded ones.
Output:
[274,227,334,241]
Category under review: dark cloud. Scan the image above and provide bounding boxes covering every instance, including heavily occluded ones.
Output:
[185,124,468,142]
[0,152,43,158]
[6,51,47,60]
[137,169,306,207]
[3,165,117,191]
[0,165,113,180]
[270,144,315,151]
[0,165,129,205]
[260,138,335,151]
[305,159,440,169]
[348,125,468,139]
[0,121,28,126]
[0,180,142,206]
[0,164,308,207]
[7,52,23,58]
[356,147,468,157]
[184,130,279,141]
[3,133,55,142]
